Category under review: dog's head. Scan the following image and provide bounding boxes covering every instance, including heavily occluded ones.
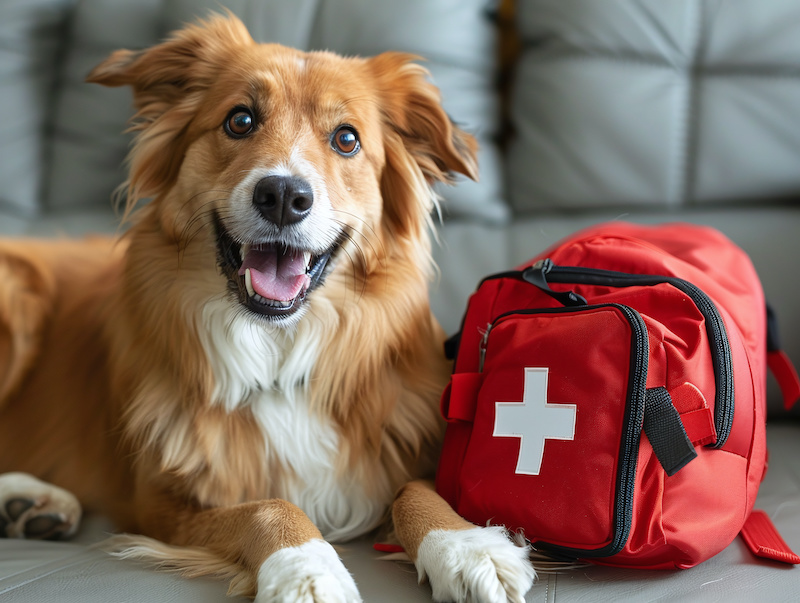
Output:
[88,14,477,326]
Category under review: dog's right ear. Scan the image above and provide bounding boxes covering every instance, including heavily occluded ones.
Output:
[86,13,252,203]
[87,12,252,108]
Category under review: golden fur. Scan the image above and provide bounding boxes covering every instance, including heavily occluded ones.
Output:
[0,14,534,602]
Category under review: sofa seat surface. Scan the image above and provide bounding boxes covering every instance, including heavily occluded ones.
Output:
[1,421,797,602]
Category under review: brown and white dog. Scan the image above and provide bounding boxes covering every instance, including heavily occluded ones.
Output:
[0,14,534,603]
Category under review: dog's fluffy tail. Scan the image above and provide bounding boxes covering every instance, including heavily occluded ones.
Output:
[99,534,256,597]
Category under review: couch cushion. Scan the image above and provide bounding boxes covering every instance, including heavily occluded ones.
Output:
[508,0,800,213]
[0,0,72,217]
[44,0,163,213]
[1,422,797,601]
[43,0,508,223]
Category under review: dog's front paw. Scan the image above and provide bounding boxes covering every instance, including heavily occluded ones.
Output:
[415,525,535,603]
[0,472,82,540]
[255,539,361,603]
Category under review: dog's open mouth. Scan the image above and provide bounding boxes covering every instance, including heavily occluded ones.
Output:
[215,218,340,320]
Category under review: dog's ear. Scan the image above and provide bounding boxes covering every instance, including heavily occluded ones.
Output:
[86,13,252,206]
[370,53,479,183]
[369,53,479,237]
[87,11,252,104]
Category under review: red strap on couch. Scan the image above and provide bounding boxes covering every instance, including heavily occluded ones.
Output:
[767,350,800,411]
[740,510,800,564]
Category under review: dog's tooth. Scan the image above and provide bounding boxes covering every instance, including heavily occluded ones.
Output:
[240,244,249,263]
[303,251,312,267]
[245,268,255,297]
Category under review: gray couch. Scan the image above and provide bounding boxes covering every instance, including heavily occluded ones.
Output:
[1,1,798,601]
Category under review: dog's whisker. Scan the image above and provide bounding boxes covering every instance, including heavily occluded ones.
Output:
[340,232,369,304]
[177,197,236,253]
[331,218,385,283]
[331,210,387,268]
[174,190,233,239]
[176,200,230,265]
[337,240,362,306]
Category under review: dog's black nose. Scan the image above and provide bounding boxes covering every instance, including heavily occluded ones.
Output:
[253,176,314,227]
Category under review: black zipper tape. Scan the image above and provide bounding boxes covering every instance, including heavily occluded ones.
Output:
[534,263,733,448]
[479,261,734,448]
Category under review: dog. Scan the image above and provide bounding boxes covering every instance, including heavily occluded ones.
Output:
[0,14,535,602]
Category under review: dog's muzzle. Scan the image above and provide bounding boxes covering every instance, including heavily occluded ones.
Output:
[213,176,341,322]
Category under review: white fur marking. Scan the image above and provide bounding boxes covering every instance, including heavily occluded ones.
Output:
[199,298,291,409]
[249,387,386,542]
[256,539,361,603]
[0,472,82,539]
[198,300,388,542]
[415,526,536,603]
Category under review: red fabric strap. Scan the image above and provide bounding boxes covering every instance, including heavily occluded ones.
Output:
[767,350,800,411]
[679,408,717,447]
[373,543,405,554]
[441,372,484,422]
[740,510,800,565]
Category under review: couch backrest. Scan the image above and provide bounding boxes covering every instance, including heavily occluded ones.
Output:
[508,0,800,213]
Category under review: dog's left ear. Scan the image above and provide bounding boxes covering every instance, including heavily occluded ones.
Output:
[370,53,479,184]
[369,53,479,237]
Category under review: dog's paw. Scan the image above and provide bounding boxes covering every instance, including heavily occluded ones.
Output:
[415,525,535,603]
[0,472,82,540]
[255,539,361,603]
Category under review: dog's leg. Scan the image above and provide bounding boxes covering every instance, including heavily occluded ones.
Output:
[135,494,361,603]
[393,480,535,603]
[0,472,82,540]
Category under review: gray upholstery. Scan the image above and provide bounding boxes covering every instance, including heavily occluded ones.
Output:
[509,0,800,211]
[1,0,799,601]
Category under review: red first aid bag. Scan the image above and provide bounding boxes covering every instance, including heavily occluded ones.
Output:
[436,222,800,569]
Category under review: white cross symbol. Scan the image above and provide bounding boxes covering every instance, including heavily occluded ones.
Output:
[493,367,577,475]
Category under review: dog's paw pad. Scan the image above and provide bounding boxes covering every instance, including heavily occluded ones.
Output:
[24,513,73,540]
[0,473,81,540]
[416,526,535,603]
[5,498,34,521]
[256,539,361,603]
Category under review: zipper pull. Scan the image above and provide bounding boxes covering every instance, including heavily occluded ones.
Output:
[478,324,491,372]
[523,258,587,307]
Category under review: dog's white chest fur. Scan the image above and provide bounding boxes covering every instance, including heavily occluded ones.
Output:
[199,298,385,542]
[249,389,384,542]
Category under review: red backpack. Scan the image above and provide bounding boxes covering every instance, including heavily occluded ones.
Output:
[436,222,800,569]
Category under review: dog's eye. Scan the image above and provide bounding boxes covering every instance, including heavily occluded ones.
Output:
[224,108,255,138]
[331,126,360,156]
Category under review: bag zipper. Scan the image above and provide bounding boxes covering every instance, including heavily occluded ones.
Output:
[480,303,648,558]
[527,260,733,448]
[480,260,734,448]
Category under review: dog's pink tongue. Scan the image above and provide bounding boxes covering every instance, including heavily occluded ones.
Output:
[239,246,310,301]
